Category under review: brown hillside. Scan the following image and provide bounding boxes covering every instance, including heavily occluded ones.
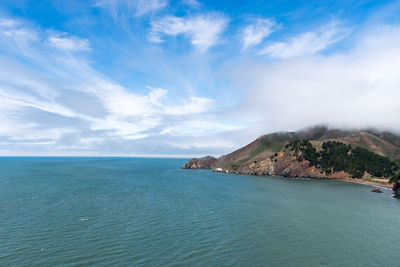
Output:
[183,126,400,171]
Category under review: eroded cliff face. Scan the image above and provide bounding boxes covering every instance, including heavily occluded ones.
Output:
[220,148,352,179]
[181,156,217,169]
[182,149,346,179]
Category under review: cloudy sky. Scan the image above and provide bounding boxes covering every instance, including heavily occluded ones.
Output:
[0,0,400,156]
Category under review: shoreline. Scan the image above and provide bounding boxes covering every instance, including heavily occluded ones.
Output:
[341,178,392,190]
[291,176,392,190]
[213,169,394,190]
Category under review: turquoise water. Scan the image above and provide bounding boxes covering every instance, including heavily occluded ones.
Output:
[1,157,400,266]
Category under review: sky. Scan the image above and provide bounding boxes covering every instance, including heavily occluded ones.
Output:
[0,0,400,157]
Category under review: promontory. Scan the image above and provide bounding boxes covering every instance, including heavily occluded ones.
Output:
[182,126,400,198]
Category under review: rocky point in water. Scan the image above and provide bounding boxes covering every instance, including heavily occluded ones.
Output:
[371,188,383,193]
[182,156,217,169]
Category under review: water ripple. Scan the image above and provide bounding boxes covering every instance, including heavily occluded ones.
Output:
[1,157,400,266]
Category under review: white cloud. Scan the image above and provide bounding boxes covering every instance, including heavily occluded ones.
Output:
[242,19,275,50]
[85,82,217,138]
[0,55,226,149]
[0,17,90,66]
[259,20,350,58]
[164,97,214,115]
[5,9,400,157]
[161,120,240,137]
[0,109,76,143]
[0,17,241,156]
[165,138,236,149]
[0,18,37,42]
[147,87,168,106]
[95,0,167,17]
[0,18,18,28]
[229,25,400,133]
[181,0,200,8]
[149,13,228,52]
[135,0,167,16]
[0,19,226,151]
[47,33,90,51]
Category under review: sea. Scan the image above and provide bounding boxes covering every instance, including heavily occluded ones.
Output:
[1,157,400,266]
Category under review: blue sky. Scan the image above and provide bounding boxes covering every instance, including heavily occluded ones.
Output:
[0,0,400,156]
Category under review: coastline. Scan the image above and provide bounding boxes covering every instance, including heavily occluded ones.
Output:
[284,175,392,190]
[341,178,392,190]
[213,169,393,190]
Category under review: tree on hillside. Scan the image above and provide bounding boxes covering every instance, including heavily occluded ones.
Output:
[286,140,398,178]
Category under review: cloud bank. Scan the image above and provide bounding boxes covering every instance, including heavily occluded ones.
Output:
[231,25,400,134]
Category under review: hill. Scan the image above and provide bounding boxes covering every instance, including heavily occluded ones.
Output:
[182,126,400,197]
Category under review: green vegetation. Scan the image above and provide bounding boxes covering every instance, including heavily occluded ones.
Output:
[248,138,272,158]
[249,135,291,158]
[240,134,292,164]
[389,172,400,184]
[287,140,399,179]
[389,173,400,197]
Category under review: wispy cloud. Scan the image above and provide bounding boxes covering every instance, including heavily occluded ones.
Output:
[135,0,167,16]
[95,0,167,18]
[1,1,399,157]
[164,97,214,115]
[47,32,90,51]
[0,16,237,155]
[0,18,37,42]
[160,120,240,137]
[242,18,275,50]
[259,20,350,58]
[148,13,228,52]
[181,0,200,9]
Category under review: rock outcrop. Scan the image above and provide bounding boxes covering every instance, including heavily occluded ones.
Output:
[371,188,383,193]
[393,181,400,198]
[181,156,217,169]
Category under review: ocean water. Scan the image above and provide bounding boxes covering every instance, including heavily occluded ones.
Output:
[1,157,400,266]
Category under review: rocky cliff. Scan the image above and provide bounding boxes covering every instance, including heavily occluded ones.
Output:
[182,156,217,169]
